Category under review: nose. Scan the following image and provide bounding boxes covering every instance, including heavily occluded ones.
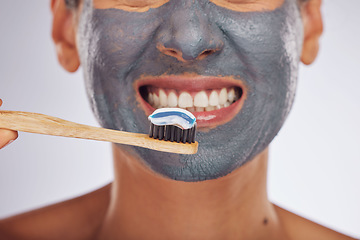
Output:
[157,6,224,62]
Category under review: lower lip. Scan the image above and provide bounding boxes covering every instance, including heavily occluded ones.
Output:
[137,92,246,129]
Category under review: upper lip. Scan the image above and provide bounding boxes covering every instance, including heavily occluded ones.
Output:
[135,74,247,128]
[135,74,245,90]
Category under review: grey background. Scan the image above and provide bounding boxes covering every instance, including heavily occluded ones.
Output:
[0,0,359,238]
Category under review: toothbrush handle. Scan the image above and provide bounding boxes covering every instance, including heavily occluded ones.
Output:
[0,111,198,154]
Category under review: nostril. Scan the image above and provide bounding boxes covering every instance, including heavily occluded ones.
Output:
[157,44,184,61]
[157,42,221,62]
[159,48,187,63]
[164,49,181,58]
[202,50,215,56]
[198,49,217,60]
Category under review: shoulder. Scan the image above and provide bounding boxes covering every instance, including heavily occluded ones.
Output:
[0,183,111,240]
[274,204,356,240]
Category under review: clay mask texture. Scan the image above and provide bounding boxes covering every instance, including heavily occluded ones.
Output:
[78,0,303,181]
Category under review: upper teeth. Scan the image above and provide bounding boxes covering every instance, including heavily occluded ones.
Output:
[179,92,193,108]
[147,87,240,112]
[194,91,208,107]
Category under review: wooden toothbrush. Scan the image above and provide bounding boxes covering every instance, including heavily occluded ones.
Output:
[0,111,198,154]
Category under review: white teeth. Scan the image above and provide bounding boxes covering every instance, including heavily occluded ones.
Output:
[228,88,235,103]
[219,88,227,105]
[209,90,219,106]
[178,92,193,108]
[159,89,167,107]
[168,91,178,107]
[153,94,160,107]
[187,107,195,112]
[205,106,215,111]
[194,91,209,107]
[147,87,240,112]
[148,93,154,105]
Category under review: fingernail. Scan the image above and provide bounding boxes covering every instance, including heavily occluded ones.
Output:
[1,140,14,149]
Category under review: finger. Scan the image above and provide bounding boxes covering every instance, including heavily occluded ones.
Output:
[0,129,18,149]
[0,99,18,149]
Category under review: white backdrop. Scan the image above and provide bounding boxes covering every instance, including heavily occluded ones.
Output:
[0,0,359,238]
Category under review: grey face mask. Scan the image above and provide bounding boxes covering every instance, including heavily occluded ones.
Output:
[77,0,303,181]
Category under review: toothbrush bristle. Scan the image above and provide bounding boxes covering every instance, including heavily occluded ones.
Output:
[149,123,196,143]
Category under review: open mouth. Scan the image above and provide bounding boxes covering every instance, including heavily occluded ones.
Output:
[136,76,246,128]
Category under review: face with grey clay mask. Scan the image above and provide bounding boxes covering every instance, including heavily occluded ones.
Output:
[77,0,303,181]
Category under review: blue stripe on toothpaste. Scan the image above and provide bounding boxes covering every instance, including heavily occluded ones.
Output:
[148,108,196,129]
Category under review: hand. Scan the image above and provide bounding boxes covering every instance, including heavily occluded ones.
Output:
[0,99,18,149]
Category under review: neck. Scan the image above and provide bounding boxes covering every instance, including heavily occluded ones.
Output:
[98,145,285,240]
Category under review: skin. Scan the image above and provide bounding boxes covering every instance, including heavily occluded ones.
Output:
[0,0,356,239]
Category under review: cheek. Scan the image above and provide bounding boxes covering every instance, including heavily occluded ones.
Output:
[78,8,167,130]
[87,12,162,71]
[218,5,302,90]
